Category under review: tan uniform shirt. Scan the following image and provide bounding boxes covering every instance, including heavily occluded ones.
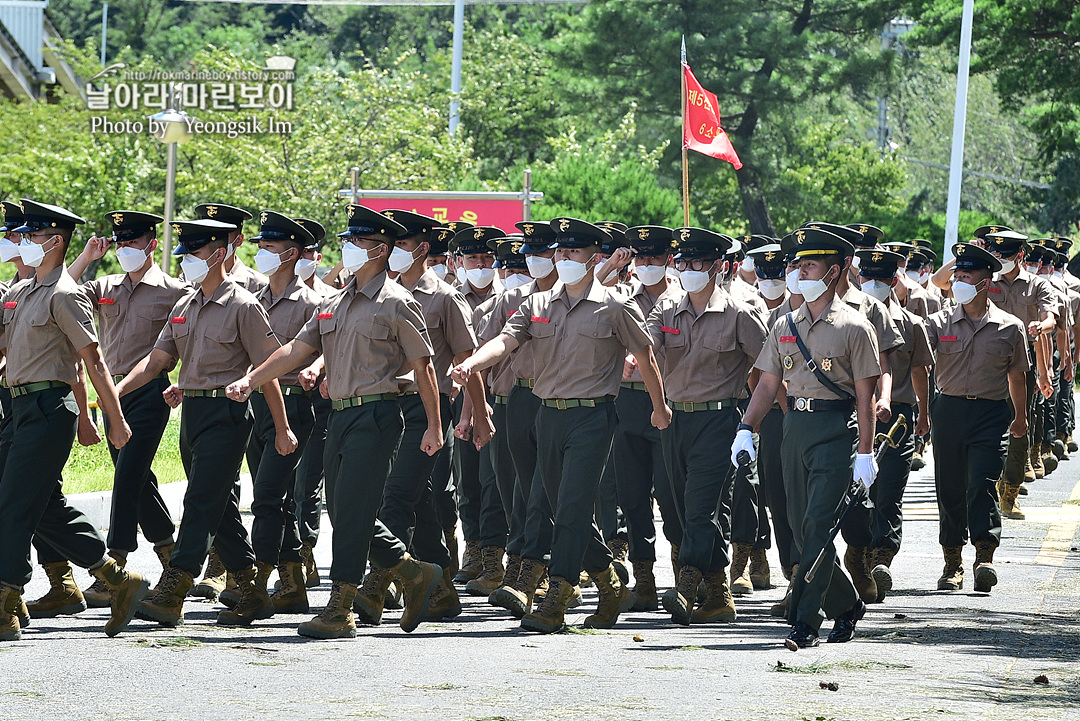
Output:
[401,269,476,396]
[82,264,189,375]
[255,275,322,387]
[1,265,98,386]
[988,269,1057,328]
[463,282,496,313]
[1046,273,1071,333]
[841,286,904,355]
[925,302,1029,400]
[153,279,280,390]
[229,257,269,295]
[902,278,932,319]
[883,300,934,406]
[500,280,545,383]
[502,277,652,400]
[295,271,433,401]
[626,280,683,383]
[726,276,767,318]
[647,285,767,403]
[755,293,881,399]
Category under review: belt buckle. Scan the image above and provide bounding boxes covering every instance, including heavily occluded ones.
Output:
[683,402,695,413]
[211,389,219,398]
[966,395,978,400]
[795,397,808,412]
[284,386,292,396]
[555,399,568,410]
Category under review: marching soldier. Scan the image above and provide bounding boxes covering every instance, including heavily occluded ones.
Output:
[0,200,148,642]
[194,203,268,293]
[117,218,296,627]
[647,227,767,624]
[924,242,1029,594]
[63,211,188,607]
[225,204,444,639]
[734,227,881,648]
[453,217,669,633]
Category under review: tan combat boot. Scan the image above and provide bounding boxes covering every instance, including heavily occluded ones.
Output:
[299,542,320,588]
[1041,442,1058,475]
[136,566,193,626]
[521,575,575,633]
[464,546,505,596]
[491,557,546,618]
[219,571,241,609]
[1030,443,1045,479]
[89,557,150,637]
[423,567,462,620]
[84,552,125,608]
[973,540,999,593]
[353,568,393,625]
[662,565,702,627]
[443,524,460,578]
[390,554,441,633]
[844,545,878,604]
[936,546,964,590]
[729,543,754,596]
[584,564,633,629]
[1,585,24,642]
[271,561,310,614]
[1023,458,1036,482]
[749,548,771,590]
[608,538,630,586]
[217,564,274,626]
[150,543,174,594]
[692,572,737,623]
[298,581,357,639]
[453,540,482,584]
[869,548,897,601]
[631,560,658,611]
[770,564,798,617]
[999,483,1026,520]
[499,555,521,594]
[190,547,226,600]
[27,561,87,619]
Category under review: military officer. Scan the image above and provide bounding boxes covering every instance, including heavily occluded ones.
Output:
[734,227,881,648]
[226,203,444,639]
[924,242,1029,594]
[647,227,768,625]
[0,200,148,642]
[453,217,669,634]
[118,218,296,627]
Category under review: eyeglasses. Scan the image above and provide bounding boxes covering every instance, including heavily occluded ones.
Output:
[673,258,714,272]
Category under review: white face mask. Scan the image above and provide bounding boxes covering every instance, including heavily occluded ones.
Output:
[455,266,468,285]
[740,257,755,273]
[920,269,931,284]
[758,278,787,300]
[388,246,420,273]
[225,242,236,260]
[430,263,448,281]
[861,278,892,303]
[555,259,591,286]
[0,236,22,262]
[786,267,802,296]
[116,245,151,273]
[635,264,668,286]
[667,266,681,282]
[1025,264,1040,275]
[295,256,318,280]
[526,255,555,279]
[180,250,221,285]
[952,279,982,305]
[255,248,291,276]
[466,267,496,288]
[798,268,835,303]
[342,243,377,273]
[850,255,861,269]
[1054,269,1064,278]
[679,269,712,294]
[998,258,1016,275]
[905,269,923,284]
[18,237,55,268]
[502,272,530,290]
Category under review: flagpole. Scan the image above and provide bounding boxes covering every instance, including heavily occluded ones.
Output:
[681,36,690,226]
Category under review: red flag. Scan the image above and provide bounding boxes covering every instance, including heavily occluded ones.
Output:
[683,65,742,169]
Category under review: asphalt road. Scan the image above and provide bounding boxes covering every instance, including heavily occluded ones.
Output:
[5,442,1080,721]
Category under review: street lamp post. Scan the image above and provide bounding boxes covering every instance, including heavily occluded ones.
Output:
[149,84,193,272]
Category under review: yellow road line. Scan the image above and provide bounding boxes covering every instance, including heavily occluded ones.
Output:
[1032,477,1080,566]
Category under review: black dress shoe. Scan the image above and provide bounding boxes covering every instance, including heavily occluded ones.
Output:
[827,599,866,643]
[787,622,819,648]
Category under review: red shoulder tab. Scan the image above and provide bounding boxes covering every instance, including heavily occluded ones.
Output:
[661,326,680,335]
[170,316,186,324]
[779,335,797,343]
[317,312,333,320]
[509,310,518,317]
[98,298,116,305]
[3,301,16,310]
[939,335,957,341]
[987,287,1002,294]
[530,315,550,324]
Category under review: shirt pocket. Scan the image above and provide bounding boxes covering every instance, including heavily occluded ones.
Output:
[276,319,305,343]
[356,319,390,341]
[134,304,171,337]
[529,320,556,339]
[97,301,121,319]
[207,324,238,345]
[577,320,614,340]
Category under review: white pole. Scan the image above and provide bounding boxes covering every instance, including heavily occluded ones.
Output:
[448,0,464,136]
[162,142,176,272]
[943,0,974,263]
[100,3,108,67]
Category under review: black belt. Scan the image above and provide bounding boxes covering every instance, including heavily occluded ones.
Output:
[331,393,399,411]
[10,381,67,397]
[942,393,1001,402]
[667,399,739,413]
[112,371,170,384]
[514,378,535,388]
[540,396,614,410]
[786,396,855,413]
[183,388,229,398]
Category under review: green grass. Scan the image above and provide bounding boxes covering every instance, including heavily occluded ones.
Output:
[133,636,202,648]
[62,412,185,494]
[773,659,911,673]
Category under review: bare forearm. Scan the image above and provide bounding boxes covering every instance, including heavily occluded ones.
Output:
[877,352,893,403]
[82,350,123,424]
[415,359,443,431]
[931,259,955,291]
[250,340,317,389]
[913,366,930,423]
[855,377,879,454]
[631,346,666,412]
[468,333,518,373]
[1008,371,1026,420]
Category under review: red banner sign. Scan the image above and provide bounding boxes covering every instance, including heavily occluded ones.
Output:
[351,198,525,233]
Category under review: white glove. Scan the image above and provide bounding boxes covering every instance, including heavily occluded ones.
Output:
[730,429,756,467]
[854,453,878,489]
